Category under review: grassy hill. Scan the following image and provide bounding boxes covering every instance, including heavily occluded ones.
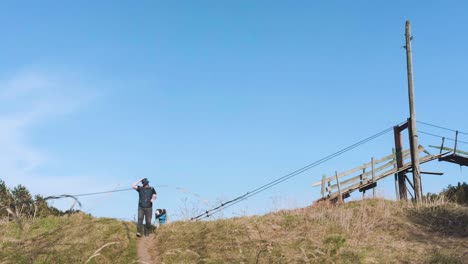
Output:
[148,199,468,263]
[0,213,137,263]
[1,199,467,263]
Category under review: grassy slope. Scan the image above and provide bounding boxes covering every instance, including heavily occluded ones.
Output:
[1,200,466,263]
[0,213,137,263]
[149,199,468,264]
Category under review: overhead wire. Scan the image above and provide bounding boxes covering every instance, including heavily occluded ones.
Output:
[1,185,202,212]
[417,121,468,136]
[419,130,468,145]
[40,184,211,210]
[191,123,400,220]
[68,188,133,197]
[48,184,174,198]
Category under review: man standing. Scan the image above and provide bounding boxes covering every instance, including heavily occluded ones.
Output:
[132,177,157,237]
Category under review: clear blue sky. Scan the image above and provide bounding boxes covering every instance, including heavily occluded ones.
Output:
[1,1,467,220]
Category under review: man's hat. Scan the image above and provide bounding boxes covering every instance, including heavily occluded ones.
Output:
[142,178,149,185]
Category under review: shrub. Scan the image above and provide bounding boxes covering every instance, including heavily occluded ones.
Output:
[442,182,468,205]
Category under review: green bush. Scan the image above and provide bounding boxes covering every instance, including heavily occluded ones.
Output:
[443,182,468,205]
[0,179,63,221]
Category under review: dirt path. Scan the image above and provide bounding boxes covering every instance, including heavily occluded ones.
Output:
[137,236,155,264]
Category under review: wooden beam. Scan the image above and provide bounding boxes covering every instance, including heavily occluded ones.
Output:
[429,145,468,156]
[420,171,443,176]
[405,175,415,191]
[359,182,377,192]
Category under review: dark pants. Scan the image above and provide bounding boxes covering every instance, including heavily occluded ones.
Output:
[137,207,153,236]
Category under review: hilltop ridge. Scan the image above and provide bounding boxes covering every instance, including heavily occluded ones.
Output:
[147,199,468,263]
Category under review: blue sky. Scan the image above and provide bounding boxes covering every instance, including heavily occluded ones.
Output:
[1,1,467,220]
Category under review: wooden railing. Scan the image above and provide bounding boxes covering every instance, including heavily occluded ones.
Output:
[312,145,440,201]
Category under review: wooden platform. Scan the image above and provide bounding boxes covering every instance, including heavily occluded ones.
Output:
[429,145,468,166]
[439,153,468,166]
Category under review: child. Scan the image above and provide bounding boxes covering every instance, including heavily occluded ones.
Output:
[155,209,167,227]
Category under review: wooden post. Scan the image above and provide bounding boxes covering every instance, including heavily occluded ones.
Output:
[392,148,400,200]
[394,125,408,200]
[440,137,445,154]
[361,168,366,199]
[321,174,326,199]
[371,157,376,198]
[405,20,422,203]
[335,171,343,203]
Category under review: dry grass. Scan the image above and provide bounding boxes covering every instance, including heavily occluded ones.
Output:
[2,198,465,263]
[0,212,137,263]
[150,199,468,263]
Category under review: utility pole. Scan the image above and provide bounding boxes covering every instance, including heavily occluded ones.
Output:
[405,20,422,203]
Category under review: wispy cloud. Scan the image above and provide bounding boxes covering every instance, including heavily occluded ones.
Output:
[1,68,146,218]
[0,67,95,191]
